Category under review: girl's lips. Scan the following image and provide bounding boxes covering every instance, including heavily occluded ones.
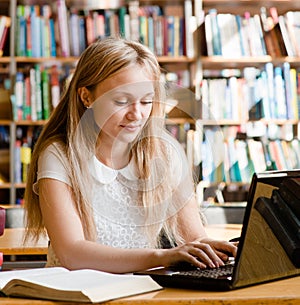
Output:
[121,124,141,131]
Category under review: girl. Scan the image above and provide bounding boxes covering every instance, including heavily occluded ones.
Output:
[24,37,236,273]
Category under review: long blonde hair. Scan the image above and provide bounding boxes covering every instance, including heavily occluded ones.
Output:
[24,37,183,247]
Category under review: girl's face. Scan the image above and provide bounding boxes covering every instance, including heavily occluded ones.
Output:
[91,66,155,144]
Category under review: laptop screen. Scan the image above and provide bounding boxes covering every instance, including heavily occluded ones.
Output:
[233,170,300,288]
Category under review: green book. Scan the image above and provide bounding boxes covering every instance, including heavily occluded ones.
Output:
[34,64,43,120]
[41,69,50,119]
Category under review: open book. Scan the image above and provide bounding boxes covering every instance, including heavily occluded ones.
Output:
[0,267,162,303]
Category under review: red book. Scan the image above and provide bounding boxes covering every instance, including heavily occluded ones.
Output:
[26,15,32,57]
[0,16,10,57]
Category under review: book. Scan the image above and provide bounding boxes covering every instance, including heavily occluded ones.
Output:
[50,65,60,108]
[0,16,11,57]
[26,6,32,57]
[23,76,31,120]
[247,139,267,173]
[16,6,26,56]
[15,72,24,121]
[30,6,41,58]
[274,66,287,119]
[254,196,300,268]
[278,15,296,57]
[56,0,70,57]
[34,64,43,120]
[20,142,31,183]
[184,0,195,58]
[41,69,50,119]
[208,8,222,55]
[29,67,37,121]
[0,267,162,303]
[285,11,300,57]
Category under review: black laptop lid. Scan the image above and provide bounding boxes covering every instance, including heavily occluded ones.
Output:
[232,170,300,288]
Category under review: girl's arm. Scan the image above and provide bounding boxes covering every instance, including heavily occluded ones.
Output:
[39,178,236,273]
[175,196,238,264]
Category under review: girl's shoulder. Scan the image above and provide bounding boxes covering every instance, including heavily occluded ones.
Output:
[39,142,69,167]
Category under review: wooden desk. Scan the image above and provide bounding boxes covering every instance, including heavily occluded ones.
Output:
[0,275,299,304]
[0,228,48,256]
[0,224,299,304]
[0,225,241,256]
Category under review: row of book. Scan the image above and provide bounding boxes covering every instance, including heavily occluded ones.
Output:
[204,7,300,57]
[200,127,300,183]
[0,15,10,57]
[16,4,56,57]
[14,126,41,184]
[0,126,10,183]
[12,63,190,123]
[12,64,68,121]
[201,63,300,121]
[0,126,9,149]
[9,123,300,186]
[15,0,194,58]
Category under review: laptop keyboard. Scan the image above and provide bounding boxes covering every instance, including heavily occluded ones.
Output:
[177,259,234,279]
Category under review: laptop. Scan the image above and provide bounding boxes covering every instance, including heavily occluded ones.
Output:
[135,170,300,290]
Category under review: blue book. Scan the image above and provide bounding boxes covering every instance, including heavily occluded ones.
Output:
[265,62,276,119]
[49,19,56,57]
[235,15,245,56]
[40,17,46,57]
[274,66,287,119]
[283,62,294,119]
[16,6,26,56]
[167,16,174,56]
[31,9,41,57]
[34,64,43,120]
[259,70,270,119]
[14,140,22,184]
[78,16,86,53]
[209,9,222,55]
[147,16,154,53]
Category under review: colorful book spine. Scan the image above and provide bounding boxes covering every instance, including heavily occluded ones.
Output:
[56,0,70,57]
[31,6,41,57]
[24,76,31,120]
[15,72,24,121]
[14,140,22,184]
[50,65,60,108]
[16,6,26,56]
[34,64,43,120]
[20,142,31,183]
[184,0,195,58]
[0,16,10,57]
[30,68,37,121]
[41,69,50,119]
[49,18,56,57]
[208,9,222,55]
[26,6,32,57]
[69,10,80,56]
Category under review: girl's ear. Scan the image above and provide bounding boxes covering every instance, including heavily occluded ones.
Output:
[78,87,92,108]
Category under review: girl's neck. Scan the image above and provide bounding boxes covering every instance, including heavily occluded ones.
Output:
[95,138,130,170]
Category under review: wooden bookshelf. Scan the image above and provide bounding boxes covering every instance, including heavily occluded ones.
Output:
[3,0,300,205]
[196,0,300,190]
[0,0,199,204]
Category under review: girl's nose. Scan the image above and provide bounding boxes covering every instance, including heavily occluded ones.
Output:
[126,102,142,120]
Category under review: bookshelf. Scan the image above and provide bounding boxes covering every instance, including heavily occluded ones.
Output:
[5,0,300,207]
[195,0,300,205]
[0,0,198,204]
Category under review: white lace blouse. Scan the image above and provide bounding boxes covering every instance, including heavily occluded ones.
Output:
[33,139,195,267]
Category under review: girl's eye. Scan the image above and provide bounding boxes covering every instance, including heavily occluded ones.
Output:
[141,99,153,105]
[114,99,128,105]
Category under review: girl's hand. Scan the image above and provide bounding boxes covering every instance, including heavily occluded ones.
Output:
[160,238,238,269]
